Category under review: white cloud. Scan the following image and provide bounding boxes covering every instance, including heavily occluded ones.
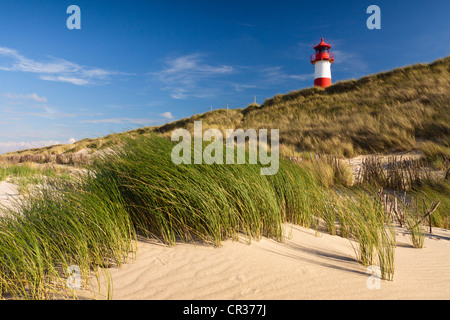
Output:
[321,38,369,77]
[0,93,76,119]
[159,111,174,119]
[150,53,233,99]
[0,46,128,86]
[79,112,176,125]
[232,84,257,92]
[79,118,156,125]
[0,138,76,154]
[150,52,316,99]
[226,66,313,92]
[1,108,76,119]
[2,93,47,102]
[260,66,312,82]
[40,75,90,86]
[164,54,233,75]
[0,47,80,74]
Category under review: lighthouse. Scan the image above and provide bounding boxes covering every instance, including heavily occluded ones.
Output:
[310,38,335,89]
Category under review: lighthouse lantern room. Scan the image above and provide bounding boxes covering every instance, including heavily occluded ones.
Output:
[310,38,335,89]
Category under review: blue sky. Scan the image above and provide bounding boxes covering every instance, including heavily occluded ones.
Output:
[0,0,449,153]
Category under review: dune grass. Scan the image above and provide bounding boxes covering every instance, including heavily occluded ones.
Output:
[405,213,425,249]
[0,134,324,298]
[0,164,42,181]
[0,134,411,298]
[90,135,323,246]
[0,172,136,299]
[326,187,396,280]
[0,163,73,194]
[355,153,449,231]
[410,182,450,229]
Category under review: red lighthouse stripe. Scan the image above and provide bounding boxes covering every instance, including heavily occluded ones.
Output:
[314,77,332,89]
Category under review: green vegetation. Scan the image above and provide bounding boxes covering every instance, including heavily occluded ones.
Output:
[318,187,396,280]
[302,154,353,188]
[356,155,450,230]
[0,164,42,181]
[405,213,425,249]
[0,163,73,193]
[0,178,136,299]
[85,135,324,246]
[0,57,448,299]
[1,134,403,299]
[410,182,449,230]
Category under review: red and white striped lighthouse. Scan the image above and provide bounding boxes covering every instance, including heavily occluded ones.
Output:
[310,38,335,89]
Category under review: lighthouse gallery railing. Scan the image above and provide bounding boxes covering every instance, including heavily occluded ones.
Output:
[310,52,335,63]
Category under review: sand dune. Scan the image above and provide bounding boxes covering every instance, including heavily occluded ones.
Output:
[0,181,19,212]
[2,179,448,300]
[91,224,450,300]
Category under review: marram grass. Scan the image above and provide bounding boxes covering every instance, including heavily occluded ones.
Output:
[327,187,396,280]
[0,134,399,298]
[91,135,322,246]
[0,172,136,299]
[0,134,322,298]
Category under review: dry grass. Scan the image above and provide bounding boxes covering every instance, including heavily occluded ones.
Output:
[1,56,448,164]
[0,153,91,166]
[233,56,450,159]
[356,156,434,190]
[150,56,450,163]
[295,154,353,188]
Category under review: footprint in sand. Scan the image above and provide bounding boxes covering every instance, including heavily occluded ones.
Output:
[231,274,247,283]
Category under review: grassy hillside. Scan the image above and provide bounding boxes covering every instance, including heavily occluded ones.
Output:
[157,56,449,161]
[2,56,449,163]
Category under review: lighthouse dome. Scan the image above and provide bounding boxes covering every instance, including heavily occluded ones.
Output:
[313,37,332,50]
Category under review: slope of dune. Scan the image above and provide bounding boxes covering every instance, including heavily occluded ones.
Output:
[2,56,449,162]
[89,224,450,300]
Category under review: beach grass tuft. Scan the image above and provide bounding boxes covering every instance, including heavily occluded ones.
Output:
[0,134,408,298]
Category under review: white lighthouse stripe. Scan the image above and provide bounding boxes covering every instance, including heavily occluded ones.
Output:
[314,60,331,79]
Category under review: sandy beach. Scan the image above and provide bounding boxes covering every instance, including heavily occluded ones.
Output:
[90,224,450,300]
[2,179,449,300]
